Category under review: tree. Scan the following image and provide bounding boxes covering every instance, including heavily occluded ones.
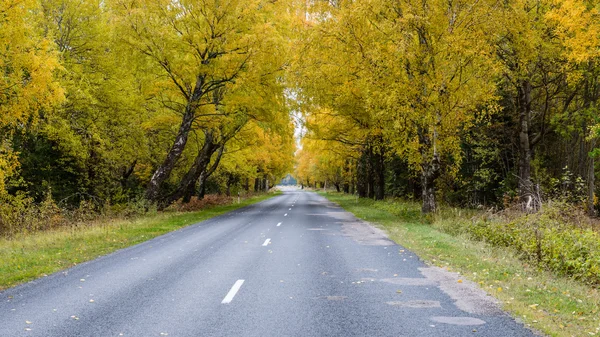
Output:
[0,0,63,195]
[112,0,291,204]
[13,0,151,203]
[295,0,500,212]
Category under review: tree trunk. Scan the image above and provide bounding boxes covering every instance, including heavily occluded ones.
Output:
[357,148,370,198]
[374,148,385,200]
[120,160,137,188]
[192,144,224,201]
[588,153,596,216]
[146,107,196,201]
[421,156,440,213]
[198,181,207,199]
[163,131,222,205]
[419,126,440,214]
[517,80,534,203]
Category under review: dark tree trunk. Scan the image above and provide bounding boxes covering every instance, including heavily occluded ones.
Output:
[343,159,351,193]
[357,149,369,198]
[517,80,534,202]
[419,127,440,214]
[164,131,223,205]
[146,107,196,202]
[245,177,250,192]
[198,182,207,199]
[121,160,137,188]
[588,153,596,216]
[374,147,385,200]
[192,145,224,201]
[421,156,440,213]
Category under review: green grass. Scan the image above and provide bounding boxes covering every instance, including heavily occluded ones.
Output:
[321,192,600,337]
[0,193,276,291]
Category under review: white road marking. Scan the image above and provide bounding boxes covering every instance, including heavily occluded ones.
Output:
[284,213,288,217]
[277,222,282,227]
[222,280,245,304]
[262,238,271,246]
[289,208,292,210]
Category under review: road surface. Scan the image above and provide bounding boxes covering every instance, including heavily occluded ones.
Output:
[0,190,537,336]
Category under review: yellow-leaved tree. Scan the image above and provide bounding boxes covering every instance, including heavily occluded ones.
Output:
[111,0,292,204]
[0,0,63,194]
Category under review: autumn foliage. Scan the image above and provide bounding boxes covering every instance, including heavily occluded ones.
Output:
[0,0,294,235]
[294,0,600,215]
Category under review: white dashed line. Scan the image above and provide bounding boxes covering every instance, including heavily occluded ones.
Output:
[289,208,292,210]
[222,280,245,304]
[277,222,282,227]
[284,213,288,217]
[262,238,271,246]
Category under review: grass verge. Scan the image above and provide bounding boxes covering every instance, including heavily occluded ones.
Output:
[321,192,599,337]
[0,193,276,291]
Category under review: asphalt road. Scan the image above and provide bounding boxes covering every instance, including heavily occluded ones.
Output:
[0,190,538,337]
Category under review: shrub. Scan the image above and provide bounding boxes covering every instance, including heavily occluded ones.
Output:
[458,202,600,285]
[166,194,234,212]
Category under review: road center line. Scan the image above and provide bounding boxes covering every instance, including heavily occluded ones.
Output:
[277,222,282,227]
[262,238,271,246]
[222,280,245,304]
[284,213,288,217]
[289,208,292,210]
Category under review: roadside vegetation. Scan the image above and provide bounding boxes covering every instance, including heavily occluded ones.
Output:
[0,192,276,291]
[296,2,600,334]
[323,192,600,337]
[3,0,600,334]
[0,0,295,238]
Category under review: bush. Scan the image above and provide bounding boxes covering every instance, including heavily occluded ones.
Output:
[0,192,158,237]
[166,194,234,212]
[456,202,600,285]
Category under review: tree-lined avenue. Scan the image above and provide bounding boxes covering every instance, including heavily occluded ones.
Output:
[1,190,535,337]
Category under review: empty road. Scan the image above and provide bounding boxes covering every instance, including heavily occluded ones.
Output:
[0,190,536,336]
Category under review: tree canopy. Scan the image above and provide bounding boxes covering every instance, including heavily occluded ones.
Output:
[1,0,600,217]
